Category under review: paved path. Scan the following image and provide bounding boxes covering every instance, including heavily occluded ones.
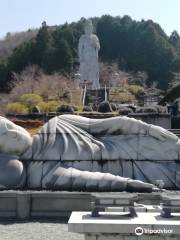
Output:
[0,221,83,240]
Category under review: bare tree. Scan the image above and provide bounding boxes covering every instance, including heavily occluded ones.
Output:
[99,62,132,87]
[10,65,41,101]
[128,71,148,87]
[8,65,82,106]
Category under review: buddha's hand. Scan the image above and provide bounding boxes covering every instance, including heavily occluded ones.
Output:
[148,125,178,142]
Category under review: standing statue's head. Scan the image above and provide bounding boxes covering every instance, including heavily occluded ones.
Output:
[84,19,93,35]
[0,117,32,156]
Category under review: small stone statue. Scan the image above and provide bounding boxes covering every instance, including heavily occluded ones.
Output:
[0,115,179,191]
[78,19,100,89]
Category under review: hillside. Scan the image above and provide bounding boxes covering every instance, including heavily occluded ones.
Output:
[0,15,180,92]
[0,29,38,60]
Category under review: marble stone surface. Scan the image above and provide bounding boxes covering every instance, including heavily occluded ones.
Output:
[0,114,179,190]
[0,154,25,189]
[27,160,180,190]
[28,114,179,162]
[78,19,100,89]
[0,116,32,156]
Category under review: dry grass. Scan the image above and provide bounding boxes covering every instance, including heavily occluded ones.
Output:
[26,127,41,136]
[9,118,43,136]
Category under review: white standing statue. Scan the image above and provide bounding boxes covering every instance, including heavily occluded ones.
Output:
[78,19,100,89]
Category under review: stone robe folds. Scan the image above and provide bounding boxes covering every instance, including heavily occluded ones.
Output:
[22,115,180,190]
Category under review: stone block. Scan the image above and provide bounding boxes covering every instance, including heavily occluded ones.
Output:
[16,192,31,219]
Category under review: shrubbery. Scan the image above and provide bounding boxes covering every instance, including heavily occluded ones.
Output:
[56,104,74,113]
[126,85,144,97]
[98,101,112,113]
[7,93,61,113]
[111,90,135,103]
[118,107,133,115]
[71,105,79,112]
[110,103,117,111]
[136,105,167,114]
[7,102,28,113]
[136,106,157,113]
[20,94,43,111]
[83,106,93,112]
[38,101,60,112]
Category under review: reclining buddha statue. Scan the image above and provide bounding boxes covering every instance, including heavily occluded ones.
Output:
[0,114,179,192]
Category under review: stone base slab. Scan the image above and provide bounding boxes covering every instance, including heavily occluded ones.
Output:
[0,191,178,220]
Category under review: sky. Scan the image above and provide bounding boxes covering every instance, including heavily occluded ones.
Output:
[0,0,180,38]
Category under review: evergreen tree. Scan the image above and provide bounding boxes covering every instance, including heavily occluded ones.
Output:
[42,39,73,73]
[0,63,9,91]
[53,25,76,57]
[8,41,35,73]
[169,31,180,49]
[34,22,53,64]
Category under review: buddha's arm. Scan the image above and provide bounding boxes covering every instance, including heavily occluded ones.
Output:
[51,166,154,192]
[90,117,177,142]
[59,114,145,134]
[89,116,148,135]
[59,115,178,141]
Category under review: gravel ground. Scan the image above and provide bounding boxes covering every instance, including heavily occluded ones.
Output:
[0,221,83,240]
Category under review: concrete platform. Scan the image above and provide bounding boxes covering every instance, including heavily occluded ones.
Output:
[68,211,180,239]
[0,191,91,220]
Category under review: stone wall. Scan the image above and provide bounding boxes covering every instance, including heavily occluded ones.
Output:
[128,113,171,129]
[0,191,91,220]
[0,191,165,220]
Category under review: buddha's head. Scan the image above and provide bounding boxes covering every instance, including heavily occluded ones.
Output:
[0,117,32,156]
[84,19,93,35]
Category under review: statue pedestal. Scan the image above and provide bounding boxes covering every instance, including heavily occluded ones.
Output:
[0,191,170,220]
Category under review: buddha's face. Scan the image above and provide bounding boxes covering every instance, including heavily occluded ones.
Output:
[84,21,93,35]
[0,117,32,155]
